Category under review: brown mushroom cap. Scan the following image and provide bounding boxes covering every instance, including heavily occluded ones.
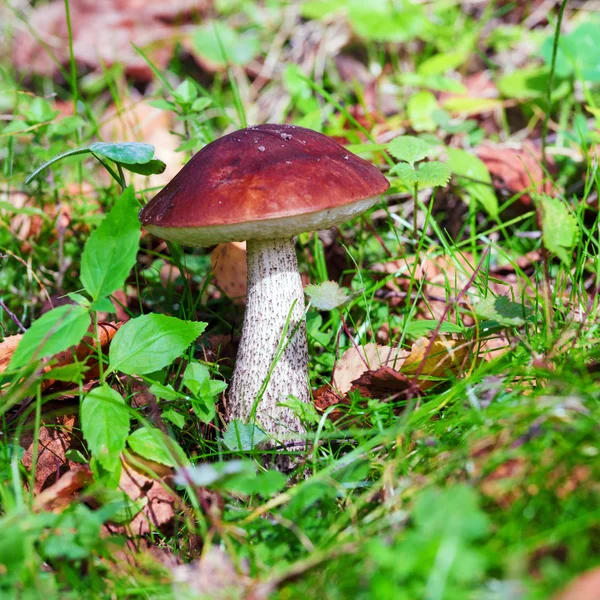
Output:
[140,123,389,246]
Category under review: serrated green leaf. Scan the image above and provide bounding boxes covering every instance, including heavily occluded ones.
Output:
[540,195,579,265]
[390,162,418,186]
[80,186,141,301]
[81,383,130,473]
[108,314,206,375]
[9,304,90,370]
[476,295,530,327]
[305,280,355,311]
[388,135,431,165]
[127,427,186,467]
[447,148,498,218]
[89,142,155,165]
[415,161,451,187]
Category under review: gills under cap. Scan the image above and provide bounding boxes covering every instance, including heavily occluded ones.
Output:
[139,123,389,246]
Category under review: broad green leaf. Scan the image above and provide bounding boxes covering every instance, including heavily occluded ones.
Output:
[163,409,186,429]
[191,97,212,112]
[348,0,424,43]
[407,90,438,132]
[540,195,579,266]
[418,51,466,76]
[89,142,155,165]
[227,469,287,497]
[301,0,345,19]
[447,148,498,218]
[390,162,418,187]
[305,280,355,311]
[193,22,260,66]
[476,295,530,327]
[108,314,206,375]
[81,383,130,473]
[9,304,90,370]
[80,186,141,300]
[127,427,186,467]
[404,319,464,338]
[222,420,268,451]
[498,67,570,101]
[388,136,431,165]
[120,159,166,176]
[415,161,451,188]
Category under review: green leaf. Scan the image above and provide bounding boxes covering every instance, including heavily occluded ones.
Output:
[80,186,141,301]
[120,159,166,176]
[89,142,155,165]
[404,319,464,338]
[9,305,90,370]
[388,136,431,165]
[305,280,356,311]
[173,80,198,105]
[108,314,206,375]
[390,162,418,187]
[407,90,438,132]
[163,409,186,429]
[415,161,451,188]
[81,383,130,473]
[94,489,145,525]
[174,460,255,489]
[191,97,212,112]
[193,22,260,67]
[476,295,530,327]
[348,0,424,43]
[540,195,579,266]
[418,51,466,76]
[447,148,498,218]
[127,427,186,467]
[222,420,268,451]
[182,362,224,423]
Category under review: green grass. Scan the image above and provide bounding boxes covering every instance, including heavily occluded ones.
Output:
[1,1,599,598]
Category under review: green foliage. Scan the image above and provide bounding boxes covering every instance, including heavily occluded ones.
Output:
[388,136,431,165]
[193,22,260,66]
[446,148,498,218]
[127,427,186,467]
[540,195,579,265]
[222,420,268,451]
[108,314,207,375]
[476,295,530,327]
[9,304,90,370]
[80,186,141,301]
[182,361,226,423]
[81,383,130,474]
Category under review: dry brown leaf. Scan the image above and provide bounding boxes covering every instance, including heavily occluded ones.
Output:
[332,343,409,394]
[113,456,176,536]
[21,404,83,494]
[211,242,248,303]
[476,142,554,204]
[349,366,412,399]
[33,465,93,511]
[400,336,470,390]
[13,0,188,80]
[554,568,600,600]
[313,384,348,421]
[172,546,251,600]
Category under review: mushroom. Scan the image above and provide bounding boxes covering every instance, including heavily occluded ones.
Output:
[139,124,389,455]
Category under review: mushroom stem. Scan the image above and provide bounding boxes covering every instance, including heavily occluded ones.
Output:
[228,237,309,445]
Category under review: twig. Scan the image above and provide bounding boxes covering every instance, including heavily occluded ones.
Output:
[0,298,26,333]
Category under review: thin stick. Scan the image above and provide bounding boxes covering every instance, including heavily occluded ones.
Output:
[0,298,26,333]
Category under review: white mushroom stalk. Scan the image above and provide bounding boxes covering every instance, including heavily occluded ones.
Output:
[228,237,309,442]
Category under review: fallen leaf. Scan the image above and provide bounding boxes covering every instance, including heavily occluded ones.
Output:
[114,455,176,535]
[210,242,247,303]
[476,142,554,204]
[20,403,83,494]
[554,568,600,600]
[172,546,251,600]
[400,336,470,389]
[349,366,412,399]
[33,465,93,511]
[332,343,409,394]
[313,384,348,421]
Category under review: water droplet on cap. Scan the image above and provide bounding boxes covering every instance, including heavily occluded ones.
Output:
[257,146,266,152]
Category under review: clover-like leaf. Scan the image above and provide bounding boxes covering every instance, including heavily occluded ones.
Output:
[390,162,417,187]
[89,142,155,165]
[388,135,431,165]
[415,161,451,187]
